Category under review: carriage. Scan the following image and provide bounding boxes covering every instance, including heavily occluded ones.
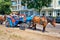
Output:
[5,14,34,30]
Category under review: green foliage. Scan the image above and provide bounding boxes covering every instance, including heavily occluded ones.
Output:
[0,0,11,15]
[21,0,52,12]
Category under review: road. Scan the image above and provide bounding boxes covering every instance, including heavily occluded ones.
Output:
[36,23,60,33]
[0,24,60,40]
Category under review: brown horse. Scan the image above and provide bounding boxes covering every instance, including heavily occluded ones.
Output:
[31,16,56,32]
[0,15,6,24]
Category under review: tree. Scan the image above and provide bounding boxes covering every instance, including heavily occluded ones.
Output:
[21,0,52,13]
[0,0,11,15]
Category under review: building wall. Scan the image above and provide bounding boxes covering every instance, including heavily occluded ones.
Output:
[11,0,30,15]
[41,0,60,17]
[10,0,60,17]
[53,0,60,17]
[11,0,28,11]
[11,0,21,11]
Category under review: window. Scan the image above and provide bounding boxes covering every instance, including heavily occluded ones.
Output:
[36,11,40,15]
[57,12,60,16]
[20,11,25,14]
[49,13,52,16]
[56,10,60,16]
[18,5,21,10]
[11,1,17,5]
[24,6,27,9]
[48,11,52,16]
[25,11,28,16]
[11,6,17,10]
[18,0,21,4]
[48,4,51,7]
[58,0,60,5]
[22,6,27,10]
[41,11,46,16]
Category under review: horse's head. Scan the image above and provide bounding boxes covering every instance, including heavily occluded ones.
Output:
[51,19,56,27]
[46,16,56,27]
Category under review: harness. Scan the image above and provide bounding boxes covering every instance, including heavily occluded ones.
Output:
[40,17,47,25]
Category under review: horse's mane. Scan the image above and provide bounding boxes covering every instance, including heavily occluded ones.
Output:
[46,16,55,22]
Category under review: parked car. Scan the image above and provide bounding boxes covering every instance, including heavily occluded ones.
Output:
[55,16,60,23]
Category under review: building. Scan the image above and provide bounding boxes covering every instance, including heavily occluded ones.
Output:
[11,0,36,16]
[41,0,60,17]
[11,0,60,17]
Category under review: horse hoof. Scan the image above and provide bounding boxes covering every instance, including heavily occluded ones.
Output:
[32,27,36,30]
[42,30,45,32]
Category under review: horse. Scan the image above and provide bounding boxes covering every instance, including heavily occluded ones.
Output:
[31,16,56,32]
[0,15,6,24]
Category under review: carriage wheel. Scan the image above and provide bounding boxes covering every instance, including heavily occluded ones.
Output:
[26,21,33,29]
[19,23,29,30]
[5,21,10,27]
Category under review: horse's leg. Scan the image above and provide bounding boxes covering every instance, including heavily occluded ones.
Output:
[0,21,3,24]
[42,22,47,32]
[32,23,36,30]
[42,26,46,32]
[34,24,36,30]
[51,21,56,27]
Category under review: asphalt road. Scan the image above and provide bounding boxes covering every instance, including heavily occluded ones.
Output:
[36,23,60,33]
[3,23,60,34]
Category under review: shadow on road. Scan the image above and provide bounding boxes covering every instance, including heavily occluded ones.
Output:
[28,27,49,33]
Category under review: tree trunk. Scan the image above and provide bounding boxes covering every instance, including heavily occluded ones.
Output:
[39,9,41,16]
